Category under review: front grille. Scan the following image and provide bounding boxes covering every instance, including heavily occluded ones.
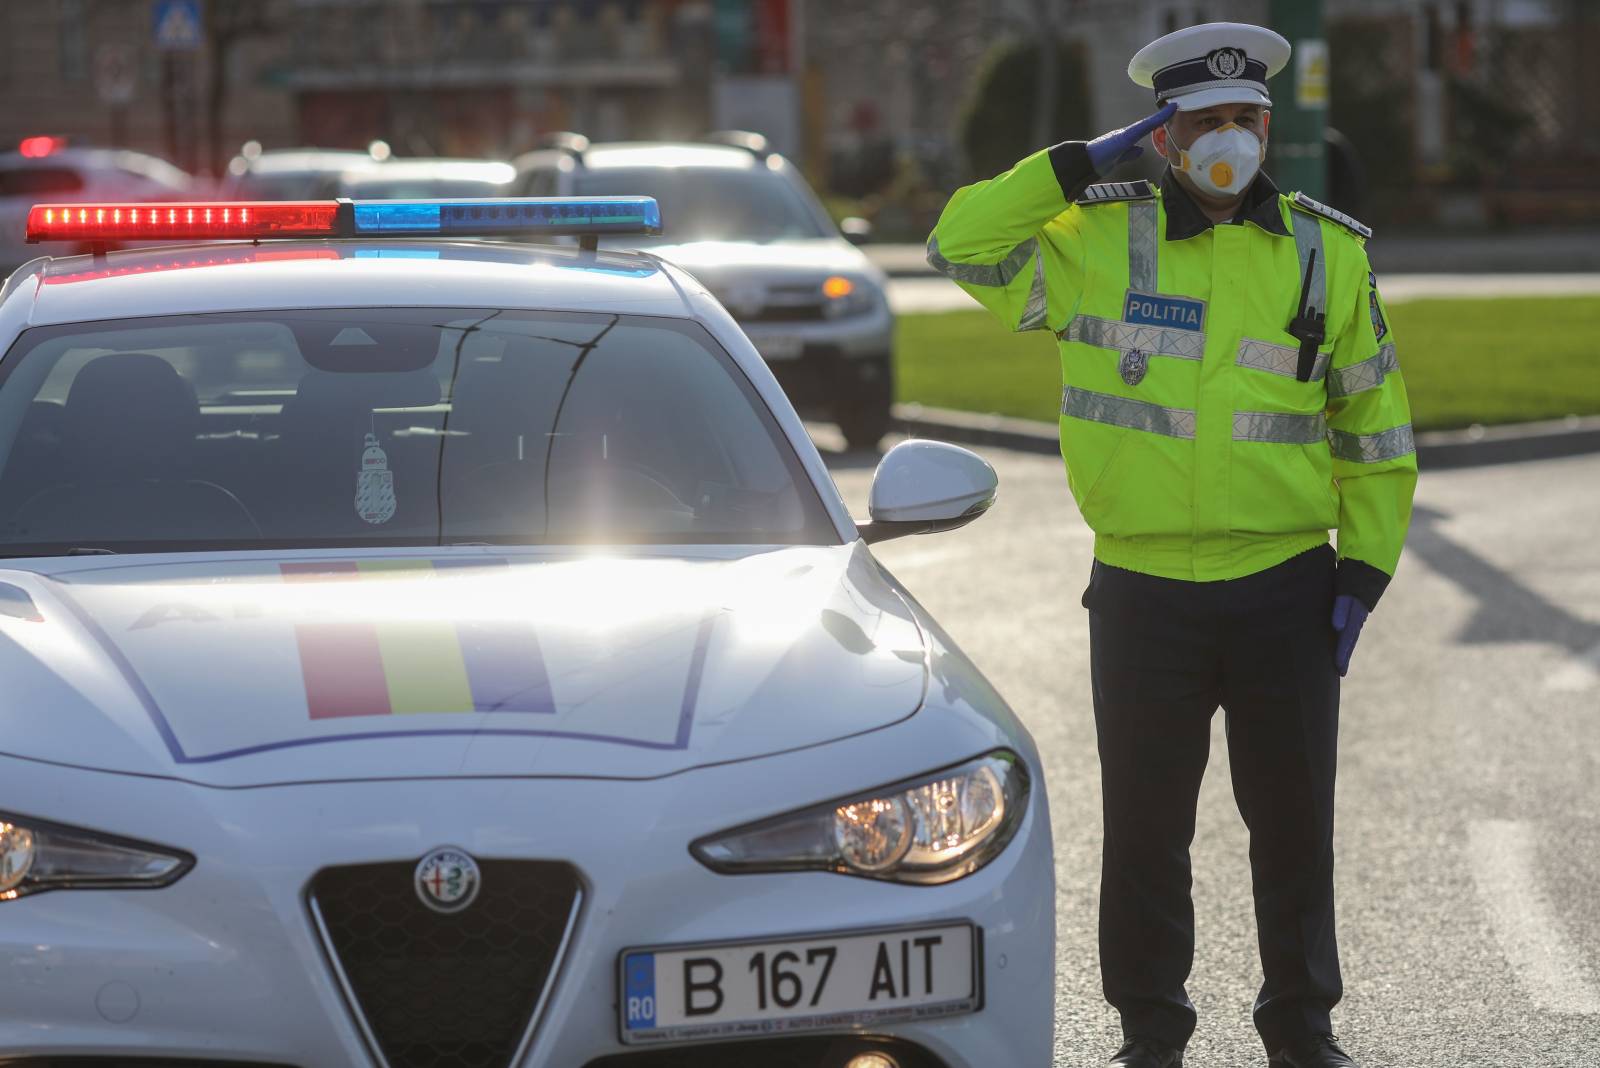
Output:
[0,1061,297,1067]
[583,1036,948,1068]
[736,303,826,323]
[310,859,581,1068]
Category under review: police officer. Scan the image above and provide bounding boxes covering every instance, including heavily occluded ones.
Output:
[928,21,1416,1068]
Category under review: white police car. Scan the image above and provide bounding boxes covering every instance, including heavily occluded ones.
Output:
[0,197,1054,1068]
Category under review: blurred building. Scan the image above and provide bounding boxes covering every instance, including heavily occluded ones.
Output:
[283,0,721,157]
[0,0,803,175]
[801,0,1600,227]
[2,0,1595,228]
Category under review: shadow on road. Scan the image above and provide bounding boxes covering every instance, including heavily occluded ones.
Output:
[1408,504,1600,655]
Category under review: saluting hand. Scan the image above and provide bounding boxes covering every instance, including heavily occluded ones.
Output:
[1086,101,1178,176]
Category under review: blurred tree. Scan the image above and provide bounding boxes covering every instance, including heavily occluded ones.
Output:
[1328,17,1414,192]
[1446,75,1526,184]
[206,0,283,178]
[957,36,1089,183]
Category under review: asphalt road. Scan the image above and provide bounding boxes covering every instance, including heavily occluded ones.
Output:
[821,434,1600,1067]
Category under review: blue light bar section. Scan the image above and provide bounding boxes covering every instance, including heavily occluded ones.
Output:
[351,197,662,238]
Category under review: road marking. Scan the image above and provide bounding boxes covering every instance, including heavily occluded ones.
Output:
[1545,642,1600,692]
[1466,819,1600,1015]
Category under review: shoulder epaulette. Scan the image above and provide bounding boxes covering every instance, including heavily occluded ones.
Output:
[1075,180,1156,205]
[1288,192,1372,239]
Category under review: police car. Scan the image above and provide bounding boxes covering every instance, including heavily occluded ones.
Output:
[0,198,1054,1067]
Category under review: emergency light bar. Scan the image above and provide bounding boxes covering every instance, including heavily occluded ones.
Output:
[25,197,663,244]
[27,202,340,242]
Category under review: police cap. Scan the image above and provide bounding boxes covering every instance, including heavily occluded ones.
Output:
[1128,22,1291,112]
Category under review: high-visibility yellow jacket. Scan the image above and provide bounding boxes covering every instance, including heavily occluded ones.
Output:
[928,143,1417,608]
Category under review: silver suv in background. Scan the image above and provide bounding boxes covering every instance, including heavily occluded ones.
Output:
[512,134,894,450]
[216,147,379,200]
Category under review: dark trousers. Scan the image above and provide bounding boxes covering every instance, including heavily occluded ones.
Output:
[1083,544,1343,1054]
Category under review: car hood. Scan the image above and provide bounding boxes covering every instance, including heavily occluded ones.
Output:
[0,544,926,787]
[643,238,878,285]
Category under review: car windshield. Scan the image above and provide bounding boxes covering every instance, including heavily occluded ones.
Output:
[0,309,836,554]
[571,167,828,243]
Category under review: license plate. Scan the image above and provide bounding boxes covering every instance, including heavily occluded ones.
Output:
[618,921,980,1044]
[754,334,805,361]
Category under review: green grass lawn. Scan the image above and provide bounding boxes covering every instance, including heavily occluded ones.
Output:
[895,297,1600,432]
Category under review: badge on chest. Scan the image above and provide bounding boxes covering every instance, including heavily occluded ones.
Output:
[1115,291,1205,386]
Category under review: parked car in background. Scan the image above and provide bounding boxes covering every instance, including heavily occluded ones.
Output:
[217,147,380,200]
[511,134,896,450]
[337,158,516,200]
[0,140,192,271]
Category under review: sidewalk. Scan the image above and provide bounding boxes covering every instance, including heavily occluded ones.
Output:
[886,272,1600,315]
[887,403,1600,471]
[867,227,1600,278]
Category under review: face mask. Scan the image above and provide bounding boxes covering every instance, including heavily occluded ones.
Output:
[1168,122,1265,197]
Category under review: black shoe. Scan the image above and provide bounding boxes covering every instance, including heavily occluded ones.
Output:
[1269,1033,1357,1068]
[1110,1037,1184,1067]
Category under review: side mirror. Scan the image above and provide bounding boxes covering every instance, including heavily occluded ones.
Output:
[858,439,997,545]
[839,216,873,246]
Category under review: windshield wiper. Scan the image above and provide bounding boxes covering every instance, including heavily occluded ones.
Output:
[65,547,119,556]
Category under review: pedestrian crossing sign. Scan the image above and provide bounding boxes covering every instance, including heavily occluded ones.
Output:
[153,0,203,52]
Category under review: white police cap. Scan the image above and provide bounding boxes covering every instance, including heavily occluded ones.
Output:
[1128,22,1291,112]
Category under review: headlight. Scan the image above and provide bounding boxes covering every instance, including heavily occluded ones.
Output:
[691,752,1029,885]
[0,814,193,901]
[821,274,880,319]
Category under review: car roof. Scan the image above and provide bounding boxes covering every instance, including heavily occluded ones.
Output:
[3,240,695,328]
[241,149,377,174]
[342,159,516,184]
[0,147,184,172]
[575,143,761,171]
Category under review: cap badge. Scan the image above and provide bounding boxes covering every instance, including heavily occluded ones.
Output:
[1205,47,1248,80]
[414,847,481,914]
[1119,349,1150,387]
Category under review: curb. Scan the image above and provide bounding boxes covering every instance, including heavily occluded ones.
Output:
[1410,414,1600,469]
[889,404,1600,470]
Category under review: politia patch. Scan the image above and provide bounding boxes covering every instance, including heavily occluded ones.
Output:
[1205,47,1247,79]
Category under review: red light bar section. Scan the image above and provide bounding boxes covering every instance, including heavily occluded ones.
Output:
[25,202,340,243]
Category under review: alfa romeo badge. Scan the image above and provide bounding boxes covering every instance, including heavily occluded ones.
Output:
[414,847,481,914]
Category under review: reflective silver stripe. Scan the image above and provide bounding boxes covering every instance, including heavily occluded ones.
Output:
[1289,209,1326,321]
[1063,314,1205,360]
[1127,200,1158,293]
[1329,424,1416,463]
[1327,343,1398,397]
[1018,253,1050,331]
[1233,410,1328,444]
[1061,386,1196,439]
[1236,338,1329,381]
[926,234,1037,288]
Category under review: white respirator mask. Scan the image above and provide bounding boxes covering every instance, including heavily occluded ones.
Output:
[1168,121,1265,198]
